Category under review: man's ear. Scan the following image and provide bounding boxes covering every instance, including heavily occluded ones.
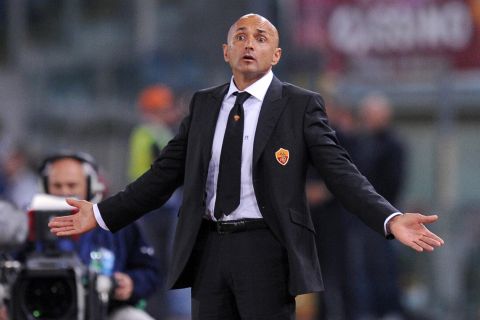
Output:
[271,48,282,66]
[223,44,229,62]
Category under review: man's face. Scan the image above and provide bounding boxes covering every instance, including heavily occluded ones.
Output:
[47,158,88,200]
[223,14,282,82]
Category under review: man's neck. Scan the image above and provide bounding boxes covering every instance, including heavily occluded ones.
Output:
[232,71,270,90]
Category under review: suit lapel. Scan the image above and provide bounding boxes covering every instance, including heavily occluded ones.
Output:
[253,76,287,165]
[201,84,229,167]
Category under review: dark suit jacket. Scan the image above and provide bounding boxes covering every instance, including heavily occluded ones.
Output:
[98,76,397,296]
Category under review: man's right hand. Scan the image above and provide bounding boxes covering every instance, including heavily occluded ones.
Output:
[48,198,98,236]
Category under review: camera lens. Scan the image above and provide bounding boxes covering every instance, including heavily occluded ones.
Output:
[19,275,76,319]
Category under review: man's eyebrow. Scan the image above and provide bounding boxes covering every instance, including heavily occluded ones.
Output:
[252,29,269,35]
[234,26,247,32]
[233,27,269,34]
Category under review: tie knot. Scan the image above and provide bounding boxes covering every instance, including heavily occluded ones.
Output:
[233,91,251,106]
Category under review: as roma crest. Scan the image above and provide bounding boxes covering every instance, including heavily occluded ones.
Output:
[275,148,290,166]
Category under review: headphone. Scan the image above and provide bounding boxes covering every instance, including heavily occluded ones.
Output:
[38,150,106,203]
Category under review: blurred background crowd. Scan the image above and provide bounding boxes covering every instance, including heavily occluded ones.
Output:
[0,0,479,319]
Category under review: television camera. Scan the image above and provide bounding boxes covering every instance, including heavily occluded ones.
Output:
[1,194,113,320]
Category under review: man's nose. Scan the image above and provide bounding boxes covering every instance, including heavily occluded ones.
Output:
[58,187,72,197]
[245,36,254,49]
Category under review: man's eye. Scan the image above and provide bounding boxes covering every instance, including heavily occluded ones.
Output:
[235,34,245,41]
[257,36,267,43]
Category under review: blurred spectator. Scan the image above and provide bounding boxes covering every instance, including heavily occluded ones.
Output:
[129,84,190,320]
[1,146,37,211]
[0,200,27,250]
[129,84,179,181]
[343,93,406,320]
[308,95,407,319]
[357,93,405,203]
[307,99,360,320]
[32,151,159,320]
[0,120,8,200]
[0,174,5,201]
[0,200,26,320]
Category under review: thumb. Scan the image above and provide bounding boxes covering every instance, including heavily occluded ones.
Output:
[65,198,86,211]
[419,214,439,224]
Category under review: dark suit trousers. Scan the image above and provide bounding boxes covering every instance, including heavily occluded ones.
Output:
[190,220,295,319]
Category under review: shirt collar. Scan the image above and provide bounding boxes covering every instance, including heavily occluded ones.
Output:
[226,70,274,102]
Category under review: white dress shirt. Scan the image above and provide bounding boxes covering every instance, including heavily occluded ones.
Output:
[94,70,273,229]
[94,69,401,234]
[205,70,274,221]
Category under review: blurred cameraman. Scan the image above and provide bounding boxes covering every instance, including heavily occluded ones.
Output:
[37,151,159,320]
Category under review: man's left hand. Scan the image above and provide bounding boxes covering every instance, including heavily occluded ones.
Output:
[113,272,134,301]
[389,213,444,252]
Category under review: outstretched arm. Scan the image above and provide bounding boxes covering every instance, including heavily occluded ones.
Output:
[49,198,97,236]
[388,213,444,252]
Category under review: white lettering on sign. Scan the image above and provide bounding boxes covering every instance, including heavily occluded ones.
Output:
[328,1,473,55]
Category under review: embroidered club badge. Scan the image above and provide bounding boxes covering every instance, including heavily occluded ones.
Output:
[275,148,289,166]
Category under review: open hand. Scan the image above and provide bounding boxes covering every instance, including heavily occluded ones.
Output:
[48,198,98,236]
[389,213,444,252]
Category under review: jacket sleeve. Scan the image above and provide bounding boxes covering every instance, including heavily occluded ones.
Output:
[303,93,398,235]
[98,93,198,232]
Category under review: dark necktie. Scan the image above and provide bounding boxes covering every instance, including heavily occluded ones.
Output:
[214,91,251,219]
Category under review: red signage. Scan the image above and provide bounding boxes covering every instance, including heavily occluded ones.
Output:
[294,0,480,74]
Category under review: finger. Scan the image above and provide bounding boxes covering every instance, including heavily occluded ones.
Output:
[51,225,76,233]
[423,230,444,245]
[51,227,69,234]
[49,215,74,223]
[56,229,78,236]
[48,219,73,228]
[416,237,435,251]
[420,234,443,247]
[409,240,424,252]
[49,223,73,230]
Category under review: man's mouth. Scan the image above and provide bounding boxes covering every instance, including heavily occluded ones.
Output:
[242,55,255,61]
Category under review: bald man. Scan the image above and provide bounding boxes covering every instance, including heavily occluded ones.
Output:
[50,14,443,319]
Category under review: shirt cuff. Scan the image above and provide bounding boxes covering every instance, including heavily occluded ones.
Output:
[93,204,110,231]
[384,212,403,237]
